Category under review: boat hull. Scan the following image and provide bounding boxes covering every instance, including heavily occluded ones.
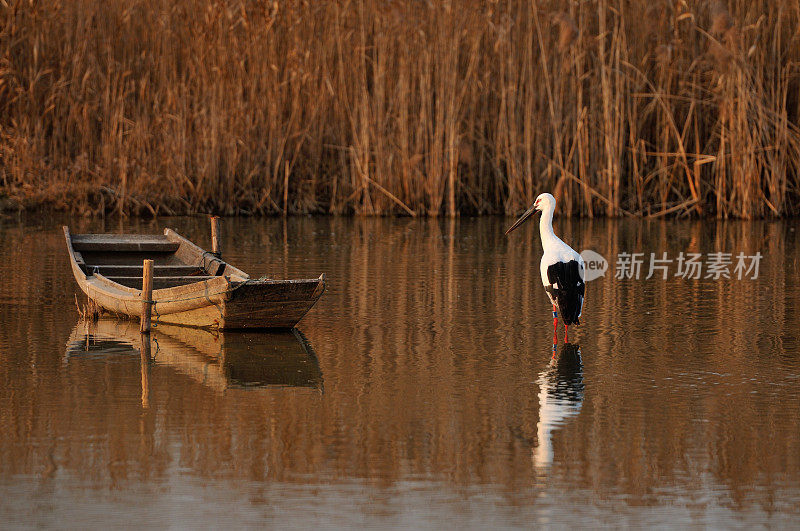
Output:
[65,226,325,330]
[151,278,326,329]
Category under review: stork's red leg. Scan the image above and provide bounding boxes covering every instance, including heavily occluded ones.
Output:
[552,304,558,353]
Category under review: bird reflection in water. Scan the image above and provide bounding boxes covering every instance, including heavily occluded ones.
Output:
[533,343,584,473]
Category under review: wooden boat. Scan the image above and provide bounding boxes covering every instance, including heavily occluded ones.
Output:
[63,226,325,330]
[65,319,323,392]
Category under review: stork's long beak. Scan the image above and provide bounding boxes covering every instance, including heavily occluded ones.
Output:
[505,204,538,235]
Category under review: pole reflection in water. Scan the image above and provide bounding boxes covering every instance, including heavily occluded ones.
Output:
[65,319,323,394]
[533,343,584,473]
[140,334,151,408]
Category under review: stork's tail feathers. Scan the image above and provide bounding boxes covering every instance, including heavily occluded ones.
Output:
[546,260,585,325]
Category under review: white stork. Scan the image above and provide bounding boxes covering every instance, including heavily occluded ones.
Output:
[505,193,585,347]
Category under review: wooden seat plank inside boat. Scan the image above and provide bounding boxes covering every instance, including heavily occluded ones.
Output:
[105,276,216,289]
[72,233,212,287]
[89,265,204,277]
[79,252,187,266]
[71,234,180,253]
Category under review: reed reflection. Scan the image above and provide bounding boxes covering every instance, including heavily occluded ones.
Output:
[66,319,323,393]
[534,343,584,473]
[3,217,800,513]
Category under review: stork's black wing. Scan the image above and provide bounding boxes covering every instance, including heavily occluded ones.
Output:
[546,260,585,325]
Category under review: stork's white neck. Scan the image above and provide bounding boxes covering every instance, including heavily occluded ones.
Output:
[539,203,558,248]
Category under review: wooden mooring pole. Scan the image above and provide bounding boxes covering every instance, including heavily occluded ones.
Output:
[210,216,221,257]
[141,259,154,333]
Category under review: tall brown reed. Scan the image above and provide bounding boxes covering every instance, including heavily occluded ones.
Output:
[1,0,799,218]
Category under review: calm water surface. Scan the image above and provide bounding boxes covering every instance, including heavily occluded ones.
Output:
[1,215,799,528]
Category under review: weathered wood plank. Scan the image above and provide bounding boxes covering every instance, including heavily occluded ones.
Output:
[227,280,321,303]
[152,303,226,329]
[72,234,179,252]
[88,265,203,277]
[73,241,179,252]
[85,274,229,318]
[79,252,183,266]
[106,275,216,289]
[222,278,325,329]
[74,234,172,241]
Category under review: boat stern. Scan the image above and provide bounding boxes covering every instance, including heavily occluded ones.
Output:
[221,274,325,329]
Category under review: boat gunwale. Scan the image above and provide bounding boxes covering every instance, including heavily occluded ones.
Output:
[63,226,88,283]
[164,228,249,280]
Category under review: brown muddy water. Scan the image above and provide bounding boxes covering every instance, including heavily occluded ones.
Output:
[1,214,799,528]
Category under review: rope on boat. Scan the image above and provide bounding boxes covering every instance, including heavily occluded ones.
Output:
[198,250,219,271]
[152,297,160,328]
[205,279,224,320]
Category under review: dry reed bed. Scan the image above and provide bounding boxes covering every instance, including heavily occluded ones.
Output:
[1,0,800,218]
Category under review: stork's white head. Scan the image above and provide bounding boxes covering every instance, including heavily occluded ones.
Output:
[505,193,556,235]
[533,193,556,214]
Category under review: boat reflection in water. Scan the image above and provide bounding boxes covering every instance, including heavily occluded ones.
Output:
[533,343,584,472]
[66,319,323,403]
